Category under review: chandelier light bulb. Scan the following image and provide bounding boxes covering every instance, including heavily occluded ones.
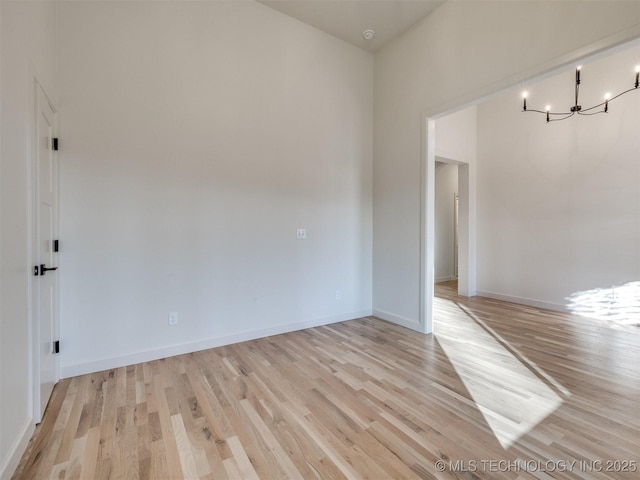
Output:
[604,92,611,100]
[545,105,551,112]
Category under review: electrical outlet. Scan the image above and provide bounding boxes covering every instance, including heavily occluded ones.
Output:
[335,290,341,300]
[296,228,307,239]
[168,312,178,326]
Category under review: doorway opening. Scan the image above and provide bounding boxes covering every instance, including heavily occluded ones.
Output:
[421,107,477,334]
[434,162,458,284]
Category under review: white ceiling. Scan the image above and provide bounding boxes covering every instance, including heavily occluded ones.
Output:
[257,0,446,53]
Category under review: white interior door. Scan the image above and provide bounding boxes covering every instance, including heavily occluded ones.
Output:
[34,82,59,422]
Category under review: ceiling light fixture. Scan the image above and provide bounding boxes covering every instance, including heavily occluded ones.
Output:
[522,64,640,122]
[362,29,375,41]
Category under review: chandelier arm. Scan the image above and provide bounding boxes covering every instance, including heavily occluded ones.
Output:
[547,112,575,122]
[609,87,638,101]
[577,110,606,116]
[524,108,573,115]
[578,102,605,114]
[580,87,638,113]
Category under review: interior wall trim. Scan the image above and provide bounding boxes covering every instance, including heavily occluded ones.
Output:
[0,418,34,480]
[372,309,421,332]
[60,310,372,378]
[475,290,569,313]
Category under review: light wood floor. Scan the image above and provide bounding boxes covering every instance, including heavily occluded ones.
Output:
[14,282,640,479]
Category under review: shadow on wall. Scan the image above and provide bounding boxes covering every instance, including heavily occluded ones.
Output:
[567,282,640,328]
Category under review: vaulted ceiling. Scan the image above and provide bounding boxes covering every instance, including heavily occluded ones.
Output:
[257,0,445,52]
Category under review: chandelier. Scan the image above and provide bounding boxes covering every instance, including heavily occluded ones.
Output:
[522,65,640,122]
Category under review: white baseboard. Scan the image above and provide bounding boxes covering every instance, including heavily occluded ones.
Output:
[0,418,35,480]
[372,308,424,333]
[476,290,568,313]
[435,276,457,283]
[61,310,372,378]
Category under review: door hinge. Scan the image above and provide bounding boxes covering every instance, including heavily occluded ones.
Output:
[53,340,60,354]
[52,138,59,151]
[34,265,39,276]
[53,239,59,252]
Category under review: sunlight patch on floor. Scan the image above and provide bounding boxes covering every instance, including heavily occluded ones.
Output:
[567,282,640,327]
[435,299,565,449]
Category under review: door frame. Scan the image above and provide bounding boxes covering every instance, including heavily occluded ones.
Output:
[420,118,476,335]
[29,76,60,423]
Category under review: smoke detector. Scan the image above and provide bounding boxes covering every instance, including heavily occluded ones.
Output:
[362,29,375,41]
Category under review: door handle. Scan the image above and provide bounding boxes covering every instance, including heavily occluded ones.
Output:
[40,264,58,275]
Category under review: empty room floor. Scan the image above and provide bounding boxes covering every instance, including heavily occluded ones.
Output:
[14,283,640,479]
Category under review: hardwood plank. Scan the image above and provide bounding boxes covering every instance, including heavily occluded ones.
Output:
[171,414,199,480]
[79,427,100,480]
[153,378,185,479]
[225,436,259,480]
[13,281,640,479]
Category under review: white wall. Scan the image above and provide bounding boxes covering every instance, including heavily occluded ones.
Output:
[0,1,57,478]
[477,44,640,309]
[57,1,373,376]
[435,106,477,165]
[373,1,640,326]
[434,163,457,282]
